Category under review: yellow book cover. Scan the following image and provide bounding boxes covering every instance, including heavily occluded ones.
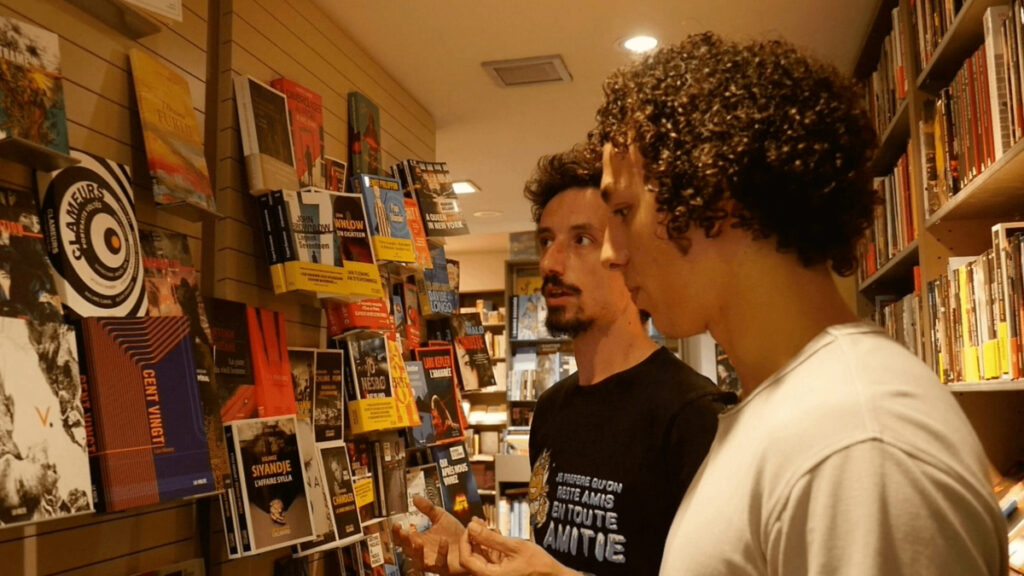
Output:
[387,336,421,428]
[129,49,216,213]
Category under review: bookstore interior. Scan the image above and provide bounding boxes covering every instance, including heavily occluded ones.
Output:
[4,0,1024,574]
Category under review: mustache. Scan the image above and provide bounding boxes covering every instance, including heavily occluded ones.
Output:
[542,275,582,296]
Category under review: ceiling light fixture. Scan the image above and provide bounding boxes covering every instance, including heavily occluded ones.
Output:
[453,180,480,195]
[472,210,503,218]
[622,35,658,54]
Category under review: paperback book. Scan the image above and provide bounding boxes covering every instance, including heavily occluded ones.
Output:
[430,442,484,526]
[0,317,92,527]
[128,48,216,214]
[262,189,348,298]
[318,440,363,546]
[37,149,148,318]
[354,174,416,263]
[208,298,256,422]
[0,185,63,325]
[80,316,214,512]
[0,15,68,154]
[247,305,296,418]
[313,349,345,442]
[324,156,348,193]
[417,242,458,317]
[348,92,382,177]
[270,78,325,189]
[234,76,299,193]
[449,313,496,391]
[393,160,469,237]
[412,345,464,444]
[403,360,436,448]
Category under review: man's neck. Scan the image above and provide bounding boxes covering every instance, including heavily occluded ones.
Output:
[572,309,659,386]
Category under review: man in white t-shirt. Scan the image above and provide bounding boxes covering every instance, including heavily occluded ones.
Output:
[459,32,1008,576]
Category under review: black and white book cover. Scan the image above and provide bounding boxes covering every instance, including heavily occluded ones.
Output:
[0,317,92,526]
[0,186,62,325]
[36,149,147,318]
[313,349,344,442]
[230,415,315,554]
[318,440,363,546]
[373,432,407,517]
[449,313,496,391]
[233,75,299,192]
[347,334,393,400]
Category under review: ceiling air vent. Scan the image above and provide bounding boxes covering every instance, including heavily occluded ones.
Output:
[482,54,572,87]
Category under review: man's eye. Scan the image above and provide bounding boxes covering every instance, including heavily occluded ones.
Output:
[575,236,593,246]
[613,207,630,219]
[538,238,553,249]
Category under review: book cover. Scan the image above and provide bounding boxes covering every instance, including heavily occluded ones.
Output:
[208,298,257,423]
[233,76,299,193]
[229,415,314,554]
[0,15,68,154]
[347,333,394,400]
[348,92,382,178]
[417,242,458,317]
[36,149,148,318]
[0,185,63,325]
[265,190,349,299]
[289,347,337,556]
[354,174,415,263]
[412,345,464,443]
[81,316,214,512]
[247,306,296,418]
[430,442,484,526]
[403,274,422,352]
[278,189,337,265]
[402,197,433,269]
[331,192,384,300]
[386,336,421,430]
[371,433,407,518]
[318,440,363,546]
[323,297,394,338]
[313,349,344,443]
[270,78,325,189]
[0,318,91,527]
[403,360,436,448]
[128,49,216,214]
[140,228,228,492]
[450,313,497,391]
[324,156,348,193]
[396,160,469,237]
[359,517,401,576]
[398,463,442,532]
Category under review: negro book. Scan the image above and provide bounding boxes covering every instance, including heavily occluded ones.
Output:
[0,185,62,325]
[430,442,483,526]
[234,76,299,193]
[313,349,344,442]
[228,415,314,554]
[208,298,256,423]
[393,160,469,237]
[347,333,394,400]
[128,48,216,214]
[36,149,148,318]
[354,174,415,263]
[271,78,325,189]
[140,228,228,492]
[80,316,214,512]
[412,345,464,443]
[247,306,296,418]
[0,317,91,527]
[348,92,382,178]
[289,347,337,556]
[450,313,496,391]
[0,15,68,155]
[318,440,362,546]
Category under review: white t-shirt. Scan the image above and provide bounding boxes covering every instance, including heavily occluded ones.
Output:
[660,323,1007,575]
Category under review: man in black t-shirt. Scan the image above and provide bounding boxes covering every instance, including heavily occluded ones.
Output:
[395,147,732,576]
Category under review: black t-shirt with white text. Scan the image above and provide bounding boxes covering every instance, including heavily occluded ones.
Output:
[528,347,729,576]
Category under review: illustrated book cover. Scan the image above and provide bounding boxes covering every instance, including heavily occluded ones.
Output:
[263,189,348,298]
[233,75,299,193]
[0,317,92,527]
[416,242,458,317]
[0,15,68,154]
[403,360,435,448]
[412,345,464,444]
[449,313,496,391]
[313,349,344,443]
[37,149,148,318]
[270,77,325,189]
[208,298,256,423]
[80,316,214,512]
[0,185,63,325]
[354,174,415,263]
[430,442,483,526]
[324,156,348,193]
[394,159,469,237]
[347,92,381,177]
[227,415,314,555]
[128,48,216,214]
[318,440,363,547]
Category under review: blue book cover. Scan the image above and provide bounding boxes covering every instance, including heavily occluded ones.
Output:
[430,442,484,526]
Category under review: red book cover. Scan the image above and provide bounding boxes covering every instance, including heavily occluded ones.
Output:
[323,298,394,338]
[412,345,465,443]
[271,77,325,188]
[247,306,296,417]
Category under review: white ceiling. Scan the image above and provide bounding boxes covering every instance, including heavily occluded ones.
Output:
[315,1,879,254]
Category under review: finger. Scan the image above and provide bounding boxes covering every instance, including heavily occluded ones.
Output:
[465,519,518,556]
[432,535,449,571]
[458,528,497,576]
[413,495,449,525]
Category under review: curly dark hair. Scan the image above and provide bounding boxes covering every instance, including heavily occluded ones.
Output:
[523,144,601,223]
[588,32,878,276]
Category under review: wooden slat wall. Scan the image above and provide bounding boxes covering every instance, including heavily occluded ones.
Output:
[0,0,436,572]
[211,0,436,350]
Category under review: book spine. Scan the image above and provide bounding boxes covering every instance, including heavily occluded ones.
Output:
[219,488,240,558]
[271,190,295,261]
[225,423,252,555]
[259,193,281,265]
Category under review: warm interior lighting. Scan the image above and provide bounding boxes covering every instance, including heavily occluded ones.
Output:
[623,35,658,53]
[453,180,480,194]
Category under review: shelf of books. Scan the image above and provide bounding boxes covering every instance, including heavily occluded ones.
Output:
[857,1,1024,570]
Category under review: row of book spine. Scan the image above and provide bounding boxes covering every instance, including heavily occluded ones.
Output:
[914,0,966,69]
[859,150,917,280]
[865,5,908,139]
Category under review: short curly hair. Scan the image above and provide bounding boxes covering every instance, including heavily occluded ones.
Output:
[523,144,601,223]
[588,32,878,276]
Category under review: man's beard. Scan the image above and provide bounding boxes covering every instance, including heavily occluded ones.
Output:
[543,274,591,338]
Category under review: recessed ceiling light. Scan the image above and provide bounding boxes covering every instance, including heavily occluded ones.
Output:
[622,35,658,54]
[453,180,480,194]
[473,210,503,218]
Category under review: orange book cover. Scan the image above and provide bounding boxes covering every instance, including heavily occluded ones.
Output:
[271,78,325,189]
[128,49,216,214]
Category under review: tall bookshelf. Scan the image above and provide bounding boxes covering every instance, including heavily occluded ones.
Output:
[855,0,1024,481]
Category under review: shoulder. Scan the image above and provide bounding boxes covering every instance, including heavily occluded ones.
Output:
[638,348,731,407]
